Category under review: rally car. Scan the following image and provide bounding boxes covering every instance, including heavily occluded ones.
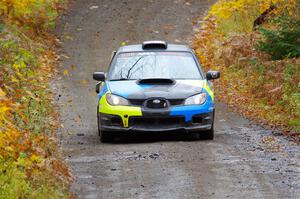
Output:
[93,41,220,142]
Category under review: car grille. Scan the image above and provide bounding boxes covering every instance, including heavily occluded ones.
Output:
[129,99,144,106]
[146,99,167,109]
[169,99,185,106]
[129,99,184,106]
[129,116,185,128]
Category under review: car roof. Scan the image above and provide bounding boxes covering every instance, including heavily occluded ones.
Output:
[118,43,192,53]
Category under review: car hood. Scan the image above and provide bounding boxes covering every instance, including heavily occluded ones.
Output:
[107,80,204,99]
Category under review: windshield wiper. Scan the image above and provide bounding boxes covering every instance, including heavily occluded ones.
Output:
[125,55,148,78]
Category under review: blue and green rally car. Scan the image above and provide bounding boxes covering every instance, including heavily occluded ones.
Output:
[93,41,220,142]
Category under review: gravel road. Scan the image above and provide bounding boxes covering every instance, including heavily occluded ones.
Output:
[53,0,300,198]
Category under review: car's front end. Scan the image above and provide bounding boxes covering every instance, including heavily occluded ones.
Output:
[97,79,215,133]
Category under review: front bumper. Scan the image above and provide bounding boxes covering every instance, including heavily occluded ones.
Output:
[101,124,212,133]
[99,112,213,133]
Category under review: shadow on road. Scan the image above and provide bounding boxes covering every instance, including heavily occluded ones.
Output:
[107,131,208,144]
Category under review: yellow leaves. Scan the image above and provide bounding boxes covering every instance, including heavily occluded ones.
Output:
[13,63,20,70]
[16,71,24,78]
[0,0,70,196]
[64,34,73,41]
[30,154,43,163]
[13,62,26,70]
[0,97,12,125]
[0,0,62,31]
[63,69,69,76]
[193,0,300,136]
[9,75,19,83]
[0,106,10,117]
[0,128,22,160]
[0,89,6,98]
[80,79,87,86]
[12,62,27,79]
[5,146,14,152]
[208,0,297,34]
[210,0,242,19]
[0,0,35,19]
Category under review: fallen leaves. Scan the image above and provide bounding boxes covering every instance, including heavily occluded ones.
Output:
[163,24,175,35]
[81,79,87,86]
[183,0,192,6]
[260,136,283,153]
[64,34,73,41]
[63,69,69,76]
[89,5,99,10]
[0,1,71,196]
[192,0,300,138]
[0,89,6,98]
[70,64,76,70]
[0,0,65,32]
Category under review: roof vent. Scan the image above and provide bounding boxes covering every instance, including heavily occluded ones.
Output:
[142,41,168,50]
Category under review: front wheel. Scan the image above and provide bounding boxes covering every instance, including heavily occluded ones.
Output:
[100,130,113,143]
[97,108,113,142]
[201,111,215,140]
[202,126,214,140]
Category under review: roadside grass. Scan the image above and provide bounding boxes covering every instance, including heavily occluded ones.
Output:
[0,0,71,198]
[193,0,300,138]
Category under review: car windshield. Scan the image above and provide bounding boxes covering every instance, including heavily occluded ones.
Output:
[108,52,202,80]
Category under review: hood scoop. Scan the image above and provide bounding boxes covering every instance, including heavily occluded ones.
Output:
[137,78,175,85]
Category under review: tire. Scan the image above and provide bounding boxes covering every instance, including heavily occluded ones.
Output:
[97,107,113,142]
[201,111,215,140]
[100,130,113,143]
[202,126,214,140]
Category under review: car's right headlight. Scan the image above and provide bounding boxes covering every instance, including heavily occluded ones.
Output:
[106,93,129,106]
[184,93,206,105]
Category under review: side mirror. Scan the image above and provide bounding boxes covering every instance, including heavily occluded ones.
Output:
[206,71,220,80]
[93,72,105,82]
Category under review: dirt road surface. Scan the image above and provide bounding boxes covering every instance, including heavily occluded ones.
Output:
[53,0,300,198]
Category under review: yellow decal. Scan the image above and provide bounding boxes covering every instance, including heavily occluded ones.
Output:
[98,92,142,127]
[203,81,214,101]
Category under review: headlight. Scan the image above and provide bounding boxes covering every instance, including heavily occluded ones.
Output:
[184,93,206,105]
[106,93,129,106]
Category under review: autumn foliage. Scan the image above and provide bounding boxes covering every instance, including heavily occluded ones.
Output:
[0,0,65,31]
[193,0,300,137]
[0,0,71,198]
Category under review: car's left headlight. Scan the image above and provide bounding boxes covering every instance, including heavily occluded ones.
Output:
[106,93,129,106]
[184,93,206,105]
